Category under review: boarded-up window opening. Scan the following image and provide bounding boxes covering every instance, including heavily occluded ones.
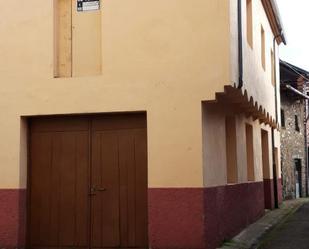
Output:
[271,49,275,85]
[246,124,255,181]
[261,25,266,70]
[261,129,270,179]
[225,116,238,184]
[54,0,72,77]
[246,0,253,48]
[54,0,102,78]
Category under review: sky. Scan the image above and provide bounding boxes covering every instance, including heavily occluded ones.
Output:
[277,0,309,71]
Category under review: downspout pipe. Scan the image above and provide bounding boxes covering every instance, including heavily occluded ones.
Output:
[272,33,282,209]
[237,0,243,89]
[286,85,309,100]
[305,97,308,197]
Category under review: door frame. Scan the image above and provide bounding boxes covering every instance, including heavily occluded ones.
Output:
[294,158,302,198]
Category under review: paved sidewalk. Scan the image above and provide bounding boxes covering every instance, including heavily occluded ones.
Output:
[218,198,309,249]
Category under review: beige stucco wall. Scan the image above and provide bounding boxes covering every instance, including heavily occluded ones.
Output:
[201,0,283,188]
[0,0,232,189]
[229,0,281,121]
[202,103,280,187]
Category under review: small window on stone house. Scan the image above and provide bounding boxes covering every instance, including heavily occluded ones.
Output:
[295,115,300,132]
[281,109,285,128]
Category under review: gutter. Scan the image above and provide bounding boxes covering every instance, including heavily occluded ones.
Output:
[269,0,287,45]
[272,34,281,209]
[262,0,286,45]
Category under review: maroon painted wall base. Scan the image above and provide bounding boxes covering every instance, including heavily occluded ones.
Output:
[0,189,26,248]
[203,182,264,249]
[263,178,283,209]
[149,182,265,249]
[277,178,283,204]
[2,184,269,249]
[263,179,275,209]
[148,188,205,249]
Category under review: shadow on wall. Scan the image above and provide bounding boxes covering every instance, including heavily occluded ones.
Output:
[18,117,28,246]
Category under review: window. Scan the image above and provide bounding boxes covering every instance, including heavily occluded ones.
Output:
[246,0,253,48]
[271,49,275,85]
[261,25,265,70]
[225,116,238,184]
[281,109,285,127]
[246,124,255,181]
[295,115,300,132]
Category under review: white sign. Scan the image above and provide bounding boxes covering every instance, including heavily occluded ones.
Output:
[77,0,100,12]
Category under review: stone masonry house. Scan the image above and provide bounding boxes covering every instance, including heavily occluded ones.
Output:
[280,60,309,199]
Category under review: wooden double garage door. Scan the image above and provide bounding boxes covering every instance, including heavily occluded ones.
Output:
[28,113,148,249]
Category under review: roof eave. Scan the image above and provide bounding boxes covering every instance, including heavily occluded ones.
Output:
[262,0,287,45]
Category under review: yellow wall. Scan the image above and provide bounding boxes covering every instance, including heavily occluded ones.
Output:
[0,0,281,189]
[0,0,231,189]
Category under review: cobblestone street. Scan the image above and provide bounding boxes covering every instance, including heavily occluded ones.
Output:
[260,202,309,249]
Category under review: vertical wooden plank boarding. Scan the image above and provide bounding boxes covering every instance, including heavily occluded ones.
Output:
[29,118,89,249]
[91,130,120,248]
[134,128,148,247]
[55,0,72,77]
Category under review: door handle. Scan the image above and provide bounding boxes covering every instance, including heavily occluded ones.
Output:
[89,186,107,195]
[96,187,106,191]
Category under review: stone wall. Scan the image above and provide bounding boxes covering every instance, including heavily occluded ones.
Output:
[280,93,306,199]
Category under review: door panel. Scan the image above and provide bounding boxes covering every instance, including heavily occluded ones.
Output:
[119,129,148,247]
[30,132,52,246]
[118,131,136,247]
[133,129,148,247]
[29,119,89,248]
[91,131,120,248]
[91,115,148,249]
